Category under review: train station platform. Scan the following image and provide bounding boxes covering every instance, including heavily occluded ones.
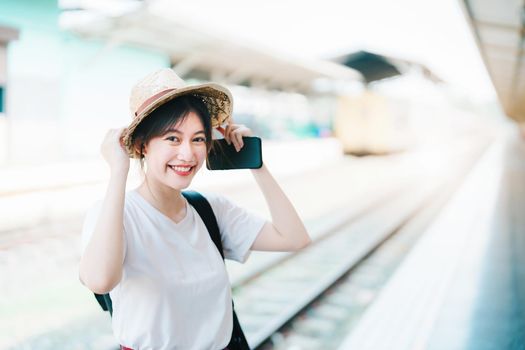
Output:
[338,127,525,350]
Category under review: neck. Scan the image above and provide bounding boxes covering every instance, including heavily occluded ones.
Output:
[137,176,186,218]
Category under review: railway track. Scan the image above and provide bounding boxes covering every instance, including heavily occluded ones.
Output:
[233,178,441,349]
[253,180,455,350]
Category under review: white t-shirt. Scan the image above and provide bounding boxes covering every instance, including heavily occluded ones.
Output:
[80,189,266,350]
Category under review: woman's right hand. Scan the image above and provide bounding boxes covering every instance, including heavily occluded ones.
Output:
[101,128,130,174]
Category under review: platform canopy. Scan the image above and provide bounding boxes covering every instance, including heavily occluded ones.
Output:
[332,51,401,84]
[462,0,525,123]
[59,0,361,93]
[331,50,442,85]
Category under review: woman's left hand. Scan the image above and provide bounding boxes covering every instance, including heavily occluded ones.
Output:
[218,124,253,152]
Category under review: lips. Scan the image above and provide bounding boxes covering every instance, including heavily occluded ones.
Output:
[168,164,194,176]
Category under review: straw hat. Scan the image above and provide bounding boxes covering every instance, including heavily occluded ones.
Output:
[122,68,233,158]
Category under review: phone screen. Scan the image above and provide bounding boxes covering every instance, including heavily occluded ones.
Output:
[206,137,263,170]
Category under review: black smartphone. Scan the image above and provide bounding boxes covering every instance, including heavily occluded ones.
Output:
[206,136,263,170]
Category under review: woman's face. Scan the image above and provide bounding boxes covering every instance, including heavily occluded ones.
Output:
[143,111,208,190]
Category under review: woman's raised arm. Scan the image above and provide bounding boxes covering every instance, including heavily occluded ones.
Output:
[79,128,129,294]
[222,124,311,252]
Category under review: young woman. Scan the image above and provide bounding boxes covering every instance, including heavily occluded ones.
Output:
[79,68,311,350]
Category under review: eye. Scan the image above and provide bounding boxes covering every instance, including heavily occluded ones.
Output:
[193,136,207,143]
[165,136,180,143]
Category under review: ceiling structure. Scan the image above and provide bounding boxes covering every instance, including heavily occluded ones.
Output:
[461,0,525,122]
[59,1,361,94]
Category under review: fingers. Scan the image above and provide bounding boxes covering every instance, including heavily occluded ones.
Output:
[106,127,125,139]
[118,127,127,147]
[100,127,131,173]
[225,125,242,152]
[103,127,128,154]
[233,131,244,151]
[223,124,234,147]
[221,124,252,152]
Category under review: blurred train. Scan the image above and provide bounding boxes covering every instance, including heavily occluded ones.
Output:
[331,51,447,156]
[333,90,412,156]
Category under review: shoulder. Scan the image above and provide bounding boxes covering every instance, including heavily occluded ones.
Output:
[195,191,264,227]
[197,191,224,204]
[196,191,236,213]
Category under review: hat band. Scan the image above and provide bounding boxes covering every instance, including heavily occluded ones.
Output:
[135,88,177,116]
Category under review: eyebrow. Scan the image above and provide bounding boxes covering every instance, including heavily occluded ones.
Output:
[163,128,206,135]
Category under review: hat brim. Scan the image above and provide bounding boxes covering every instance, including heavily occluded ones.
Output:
[123,82,233,158]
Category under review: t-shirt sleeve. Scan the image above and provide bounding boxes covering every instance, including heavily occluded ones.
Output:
[205,193,267,263]
[80,200,127,259]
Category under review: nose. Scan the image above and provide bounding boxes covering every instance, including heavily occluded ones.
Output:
[176,140,195,162]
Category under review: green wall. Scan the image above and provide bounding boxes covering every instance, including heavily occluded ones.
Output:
[0,0,171,160]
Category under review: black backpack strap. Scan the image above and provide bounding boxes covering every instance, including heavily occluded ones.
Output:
[182,191,225,259]
[94,292,113,316]
[182,191,250,350]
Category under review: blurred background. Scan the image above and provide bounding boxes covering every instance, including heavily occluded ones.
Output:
[0,0,524,349]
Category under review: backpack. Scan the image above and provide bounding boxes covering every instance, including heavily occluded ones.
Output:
[93,191,251,350]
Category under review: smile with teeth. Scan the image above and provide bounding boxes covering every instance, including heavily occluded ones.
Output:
[169,165,192,172]
[168,164,194,176]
